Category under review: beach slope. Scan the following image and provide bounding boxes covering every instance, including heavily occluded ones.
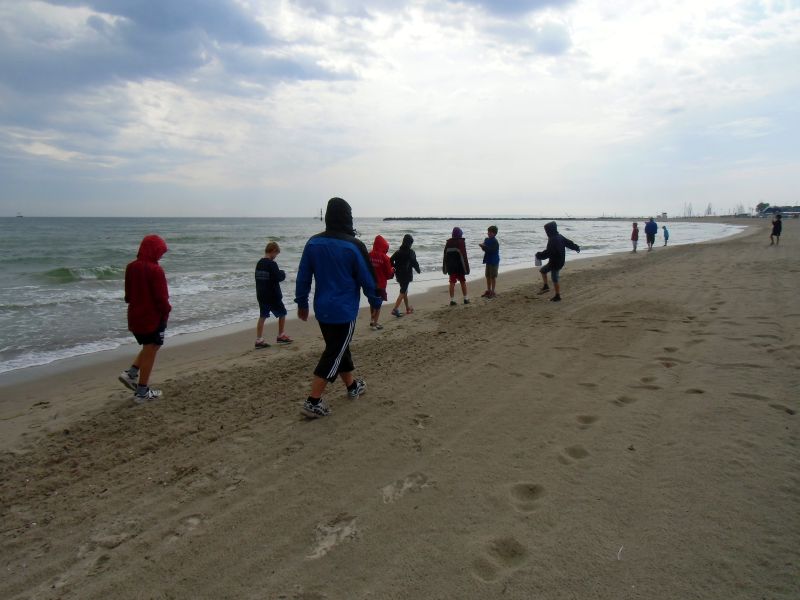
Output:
[1,222,798,599]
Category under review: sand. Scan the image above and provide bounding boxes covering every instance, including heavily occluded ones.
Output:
[1,220,798,600]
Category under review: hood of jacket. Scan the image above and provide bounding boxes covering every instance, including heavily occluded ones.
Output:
[451,227,463,239]
[325,197,355,236]
[544,221,558,238]
[401,234,414,249]
[372,235,389,254]
[137,234,168,262]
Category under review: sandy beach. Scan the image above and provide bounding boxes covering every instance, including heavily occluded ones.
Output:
[1,220,798,599]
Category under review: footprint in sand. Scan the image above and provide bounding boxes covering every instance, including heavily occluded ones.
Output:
[685,388,706,395]
[164,514,204,544]
[307,514,358,559]
[558,445,590,465]
[613,395,637,407]
[509,483,545,513]
[579,382,597,389]
[629,383,661,391]
[539,372,555,379]
[769,404,797,415]
[381,472,433,503]
[576,415,598,430]
[471,536,529,583]
[412,414,431,429]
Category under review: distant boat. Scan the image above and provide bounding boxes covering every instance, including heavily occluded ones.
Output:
[319,208,323,221]
[16,212,23,218]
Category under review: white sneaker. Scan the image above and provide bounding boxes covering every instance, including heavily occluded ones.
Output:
[118,370,137,391]
[133,388,162,404]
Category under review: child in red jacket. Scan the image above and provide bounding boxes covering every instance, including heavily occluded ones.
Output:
[368,235,394,330]
[118,234,171,403]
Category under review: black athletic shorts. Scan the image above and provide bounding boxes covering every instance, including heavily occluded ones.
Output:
[314,321,356,382]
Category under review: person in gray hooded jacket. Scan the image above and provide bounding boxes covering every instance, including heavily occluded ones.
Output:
[535,221,580,302]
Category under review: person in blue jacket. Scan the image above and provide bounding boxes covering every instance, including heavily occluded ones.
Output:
[295,197,381,419]
[535,221,580,302]
[644,217,658,251]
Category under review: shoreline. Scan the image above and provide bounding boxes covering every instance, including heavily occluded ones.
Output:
[0,219,747,385]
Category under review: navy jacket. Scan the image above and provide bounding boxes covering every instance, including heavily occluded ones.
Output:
[536,221,580,270]
[255,257,285,303]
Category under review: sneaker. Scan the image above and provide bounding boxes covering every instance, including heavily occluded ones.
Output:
[133,388,162,404]
[347,378,367,398]
[276,334,293,344]
[255,339,271,349]
[369,322,377,330]
[449,300,457,306]
[538,284,550,294]
[118,370,137,391]
[550,294,562,302]
[301,398,331,418]
[405,307,414,314]
[481,290,490,297]
[391,308,403,318]
[374,323,384,330]
[463,298,470,305]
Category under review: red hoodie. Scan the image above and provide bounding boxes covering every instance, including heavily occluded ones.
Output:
[125,235,171,334]
[369,235,394,289]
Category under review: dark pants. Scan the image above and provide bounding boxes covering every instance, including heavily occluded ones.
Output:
[314,321,356,382]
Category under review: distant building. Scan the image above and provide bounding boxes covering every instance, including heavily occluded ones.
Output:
[660,212,667,220]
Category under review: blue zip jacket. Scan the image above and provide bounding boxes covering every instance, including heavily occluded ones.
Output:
[295,231,380,324]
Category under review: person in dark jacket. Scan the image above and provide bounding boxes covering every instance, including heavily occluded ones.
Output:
[118,234,171,402]
[390,234,421,316]
[644,217,658,251]
[535,221,580,302]
[443,227,471,305]
[770,214,782,246]
[295,197,381,419]
[254,241,291,348]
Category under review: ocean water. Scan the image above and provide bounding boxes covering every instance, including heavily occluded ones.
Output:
[0,217,744,374]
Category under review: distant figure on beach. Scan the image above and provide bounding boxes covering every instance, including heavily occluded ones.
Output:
[770,214,782,246]
[644,217,658,251]
[254,241,292,348]
[662,225,670,246]
[535,221,580,302]
[443,227,471,305]
[631,222,639,252]
[368,235,395,330]
[118,234,171,403]
[294,197,380,419]
[390,234,421,316]
[479,225,500,298]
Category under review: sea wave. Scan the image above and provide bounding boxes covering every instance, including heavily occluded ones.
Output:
[39,265,125,283]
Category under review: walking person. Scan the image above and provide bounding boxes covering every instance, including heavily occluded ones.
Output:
[294,198,382,419]
[770,214,782,246]
[390,234,421,316]
[644,217,658,251]
[118,234,171,403]
[535,221,580,302]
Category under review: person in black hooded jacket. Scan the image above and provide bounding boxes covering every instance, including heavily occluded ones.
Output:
[535,221,580,302]
[390,234,421,316]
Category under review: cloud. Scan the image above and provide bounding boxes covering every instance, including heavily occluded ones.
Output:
[453,0,574,17]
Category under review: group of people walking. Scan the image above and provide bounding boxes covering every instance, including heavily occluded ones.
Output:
[631,217,668,252]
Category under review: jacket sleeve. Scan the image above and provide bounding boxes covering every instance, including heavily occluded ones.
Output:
[294,243,312,310]
[384,256,394,280]
[390,251,399,268]
[355,244,381,309]
[152,266,171,323]
[564,237,580,252]
[460,239,470,275]
[411,250,421,274]
[442,245,448,274]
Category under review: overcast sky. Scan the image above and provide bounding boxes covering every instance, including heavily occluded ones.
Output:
[0,0,798,217]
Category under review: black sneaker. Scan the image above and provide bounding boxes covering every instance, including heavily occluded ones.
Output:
[347,378,367,398]
[538,285,550,295]
[301,399,331,418]
[550,294,562,302]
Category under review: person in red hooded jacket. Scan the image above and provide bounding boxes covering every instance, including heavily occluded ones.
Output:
[368,234,394,330]
[118,234,171,403]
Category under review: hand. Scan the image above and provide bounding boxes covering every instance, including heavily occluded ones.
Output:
[298,307,309,321]
[576,246,581,253]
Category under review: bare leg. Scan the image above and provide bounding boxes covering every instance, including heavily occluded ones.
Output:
[309,375,327,399]
[277,315,286,337]
[136,344,160,386]
[448,281,456,298]
[541,272,548,286]
[554,282,561,297]
[256,316,266,339]
[460,280,468,298]
[339,371,354,388]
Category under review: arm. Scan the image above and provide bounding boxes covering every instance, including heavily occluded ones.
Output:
[152,266,171,325]
[411,250,421,274]
[564,237,581,253]
[294,243,313,313]
[354,246,381,309]
[459,239,470,274]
